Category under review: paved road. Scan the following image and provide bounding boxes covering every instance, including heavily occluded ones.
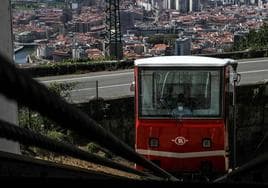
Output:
[36,57,268,103]
[37,69,134,103]
[237,58,268,85]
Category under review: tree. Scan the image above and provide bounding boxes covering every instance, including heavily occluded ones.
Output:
[147,34,177,45]
[232,23,268,51]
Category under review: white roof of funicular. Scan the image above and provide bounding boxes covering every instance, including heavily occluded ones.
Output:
[135,56,234,67]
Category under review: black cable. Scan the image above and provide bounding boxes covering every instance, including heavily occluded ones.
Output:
[213,152,268,183]
[0,53,178,181]
[0,118,159,179]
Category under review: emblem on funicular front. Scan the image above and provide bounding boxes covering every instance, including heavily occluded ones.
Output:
[172,136,189,146]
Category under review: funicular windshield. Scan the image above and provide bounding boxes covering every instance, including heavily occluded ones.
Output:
[139,68,222,118]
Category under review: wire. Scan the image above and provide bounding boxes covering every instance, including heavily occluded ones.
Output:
[0,53,178,181]
[213,152,268,183]
[0,118,159,179]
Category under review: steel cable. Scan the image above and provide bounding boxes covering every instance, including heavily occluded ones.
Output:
[0,118,159,179]
[0,53,178,181]
[213,153,268,183]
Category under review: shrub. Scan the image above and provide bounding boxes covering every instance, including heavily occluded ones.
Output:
[47,130,67,142]
[86,143,99,153]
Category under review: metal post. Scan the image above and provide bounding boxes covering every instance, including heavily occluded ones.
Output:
[28,108,31,129]
[105,0,123,60]
[233,76,237,168]
[96,80,99,100]
[0,0,20,154]
[230,60,238,169]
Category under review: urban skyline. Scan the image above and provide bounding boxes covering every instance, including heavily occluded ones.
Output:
[12,0,268,63]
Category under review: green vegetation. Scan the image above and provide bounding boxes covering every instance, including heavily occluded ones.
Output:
[38,59,118,68]
[19,82,79,156]
[86,143,113,159]
[233,23,268,51]
[23,59,134,77]
[12,1,67,10]
[12,3,41,10]
[147,34,178,45]
[19,82,75,136]
[46,2,67,9]
[19,81,118,160]
[48,82,76,101]
[87,143,99,153]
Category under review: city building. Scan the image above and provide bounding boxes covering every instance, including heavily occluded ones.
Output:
[86,48,104,60]
[149,43,170,56]
[36,44,54,59]
[174,37,191,55]
[16,31,35,43]
[52,50,71,62]
[120,10,135,34]
[189,0,201,12]
[72,46,86,60]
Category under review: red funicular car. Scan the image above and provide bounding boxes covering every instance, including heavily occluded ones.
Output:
[134,56,238,178]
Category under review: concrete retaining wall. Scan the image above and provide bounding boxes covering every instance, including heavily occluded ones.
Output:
[77,96,135,147]
[236,82,268,165]
[77,81,268,165]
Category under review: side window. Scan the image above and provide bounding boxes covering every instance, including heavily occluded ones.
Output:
[191,71,221,116]
[191,72,211,109]
[140,71,153,109]
[227,66,234,106]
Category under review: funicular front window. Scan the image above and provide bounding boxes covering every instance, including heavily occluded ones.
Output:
[139,68,222,118]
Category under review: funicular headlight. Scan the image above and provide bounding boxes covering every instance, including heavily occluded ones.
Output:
[149,137,159,147]
[202,138,212,148]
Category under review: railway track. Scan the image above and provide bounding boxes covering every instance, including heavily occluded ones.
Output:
[0,151,128,180]
[0,53,268,186]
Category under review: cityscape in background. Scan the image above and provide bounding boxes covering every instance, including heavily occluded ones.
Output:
[12,0,268,64]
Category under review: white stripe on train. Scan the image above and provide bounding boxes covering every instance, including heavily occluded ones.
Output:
[136,149,226,159]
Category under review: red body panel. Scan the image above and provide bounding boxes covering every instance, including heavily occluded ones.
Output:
[135,119,228,173]
[134,65,231,174]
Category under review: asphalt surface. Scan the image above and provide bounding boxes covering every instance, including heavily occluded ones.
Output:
[36,57,268,103]
[237,58,268,85]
